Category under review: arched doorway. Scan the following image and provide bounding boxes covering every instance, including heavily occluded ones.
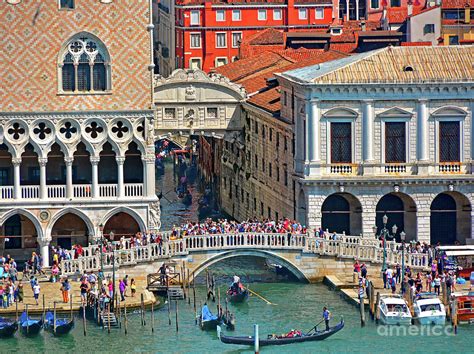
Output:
[103,212,140,240]
[99,142,117,183]
[376,193,417,242]
[50,213,90,249]
[322,193,362,235]
[0,144,13,187]
[297,189,307,226]
[124,142,143,183]
[0,214,39,262]
[431,192,471,245]
[73,142,92,184]
[46,143,66,185]
[21,144,39,186]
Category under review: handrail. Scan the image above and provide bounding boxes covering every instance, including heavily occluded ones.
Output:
[60,233,430,276]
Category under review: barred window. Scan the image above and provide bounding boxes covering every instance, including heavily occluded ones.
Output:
[439,121,460,162]
[385,122,406,163]
[330,122,352,163]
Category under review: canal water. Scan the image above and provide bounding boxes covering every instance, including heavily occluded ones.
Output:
[3,162,471,352]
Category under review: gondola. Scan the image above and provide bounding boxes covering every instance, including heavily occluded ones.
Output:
[0,318,18,338]
[19,312,43,336]
[199,304,221,331]
[44,312,75,336]
[227,287,249,303]
[217,319,344,347]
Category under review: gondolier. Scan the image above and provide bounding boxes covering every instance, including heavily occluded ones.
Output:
[323,307,330,331]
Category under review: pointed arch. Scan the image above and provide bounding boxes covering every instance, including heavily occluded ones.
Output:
[45,207,95,241]
[432,106,468,118]
[0,208,44,241]
[100,207,146,234]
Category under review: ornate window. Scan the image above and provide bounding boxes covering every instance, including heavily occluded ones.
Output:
[385,122,406,163]
[59,34,110,93]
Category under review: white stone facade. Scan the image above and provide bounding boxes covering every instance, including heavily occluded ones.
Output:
[278,54,474,245]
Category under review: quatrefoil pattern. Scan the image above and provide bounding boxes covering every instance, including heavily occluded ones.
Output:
[7,122,25,141]
[57,120,80,142]
[110,120,131,140]
[136,120,145,140]
[33,122,52,140]
[85,120,106,141]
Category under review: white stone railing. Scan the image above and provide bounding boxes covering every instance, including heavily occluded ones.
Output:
[0,186,13,199]
[21,185,39,199]
[47,185,66,199]
[60,233,429,276]
[438,162,462,173]
[125,183,143,197]
[99,184,117,198]
[384,163,407,174]
[73,184,92,198]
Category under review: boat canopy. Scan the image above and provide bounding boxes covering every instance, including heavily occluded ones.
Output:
[444,250,474,257]
[201,305,218,322]
[438,246,474,251]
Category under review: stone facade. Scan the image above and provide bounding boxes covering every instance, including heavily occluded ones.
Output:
[220,104,295,221]
[0,0,158,265]
[277,46,474,245]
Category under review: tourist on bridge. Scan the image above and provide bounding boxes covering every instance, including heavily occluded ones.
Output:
[323,306,331,331]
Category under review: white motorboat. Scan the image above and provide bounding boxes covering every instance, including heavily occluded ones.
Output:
[413,293,446,325]
[378,295,412,325]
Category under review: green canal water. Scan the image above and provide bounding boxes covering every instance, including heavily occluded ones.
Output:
[2,280,471,353]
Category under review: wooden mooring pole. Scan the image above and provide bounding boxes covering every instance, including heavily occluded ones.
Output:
[175,300,179,332]
[151,301,155,333]
[187,269,191,305]
[124,304,128,335]
[375,292,381,324]
[82,303,87,336]
[167,292,172,325]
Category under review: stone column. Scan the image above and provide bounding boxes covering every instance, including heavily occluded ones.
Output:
[360,194,378,237]
[416,209,431,244]
[294,96,305,174]
[12,158,21,199]
[117,156,125,198]
[39,239,50,268]
[305,99,321,176]
[362,100,374,162]
[417,99,430,174]
[346,0,350,20]
[90,156,100,198]
[144,156,156,197]
[65,157,74,199]
[355,0,359,20]
[39,157,47,200]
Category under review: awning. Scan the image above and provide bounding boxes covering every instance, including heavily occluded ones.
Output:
[445,250,474,257]
[438,246,474,251]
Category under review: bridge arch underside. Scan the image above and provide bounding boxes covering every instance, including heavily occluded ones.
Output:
[189,250,309,283]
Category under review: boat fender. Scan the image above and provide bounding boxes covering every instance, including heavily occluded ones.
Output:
[217,325,221,339]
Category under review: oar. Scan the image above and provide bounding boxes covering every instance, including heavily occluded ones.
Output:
[247,288,276,306]
[305,319,324,335]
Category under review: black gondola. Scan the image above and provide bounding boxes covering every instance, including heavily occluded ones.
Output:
[0,318,18,338]
[199,305,221,331]
[44,312,75,336]
[227,287,249,303]
[217,319,344,347]
[19,312,43,336]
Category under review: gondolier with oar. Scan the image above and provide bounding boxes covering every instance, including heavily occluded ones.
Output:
[323,307,331,331]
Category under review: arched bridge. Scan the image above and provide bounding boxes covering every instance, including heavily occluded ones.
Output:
[61,233,430,283]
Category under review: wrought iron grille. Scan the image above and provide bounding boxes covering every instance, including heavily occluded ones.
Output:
[331,123,351,163]
[385,122,406,163]
[439,121,460,162]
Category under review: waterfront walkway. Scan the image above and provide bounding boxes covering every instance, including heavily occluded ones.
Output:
[0,275,156,315]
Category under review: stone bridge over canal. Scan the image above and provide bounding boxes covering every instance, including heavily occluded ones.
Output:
[62,233,430,283]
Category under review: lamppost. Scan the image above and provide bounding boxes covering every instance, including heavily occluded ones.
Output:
[110,231,115,308]
[99,223,104,274]
[379,214,397,272]
[400,231,406,293]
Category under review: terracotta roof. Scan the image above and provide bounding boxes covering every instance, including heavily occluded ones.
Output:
[441,0,473,8]
[283,46,474,84]
[248,28,285,46]
[216,49,346,113]
[329,42,358,53]
[386,6,425,23]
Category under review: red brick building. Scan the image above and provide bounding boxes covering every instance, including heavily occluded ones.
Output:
[157,0,335,75]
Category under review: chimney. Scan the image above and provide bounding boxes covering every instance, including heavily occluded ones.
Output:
[361,20,366,31]
[407,0,413,16]
[465,5,471,24]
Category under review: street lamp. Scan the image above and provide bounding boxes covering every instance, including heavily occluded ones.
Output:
[400,231,406,294]
[380,214,395,272]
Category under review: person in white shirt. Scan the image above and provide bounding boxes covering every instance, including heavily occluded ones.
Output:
[33,283,40,305]
[385,267,393,289]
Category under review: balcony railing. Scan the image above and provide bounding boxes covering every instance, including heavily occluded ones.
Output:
[328,164,358,175]
[0,183,144,201]
[438,162,462,174]
[384,163,407,174]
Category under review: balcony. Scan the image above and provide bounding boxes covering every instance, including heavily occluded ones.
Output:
[383,163,409,174]
[0,183,144,202]
[438,162,462,174]
[328,163,359,175]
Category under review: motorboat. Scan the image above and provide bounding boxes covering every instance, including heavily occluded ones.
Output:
[451,292,474,323]
[413,293,446,325]
[378,295,412,325]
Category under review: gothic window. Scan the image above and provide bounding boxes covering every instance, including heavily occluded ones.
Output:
[59,35,110,93]
[385,122,406,163]
[330,122,352,163]
[439,121,460,162]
